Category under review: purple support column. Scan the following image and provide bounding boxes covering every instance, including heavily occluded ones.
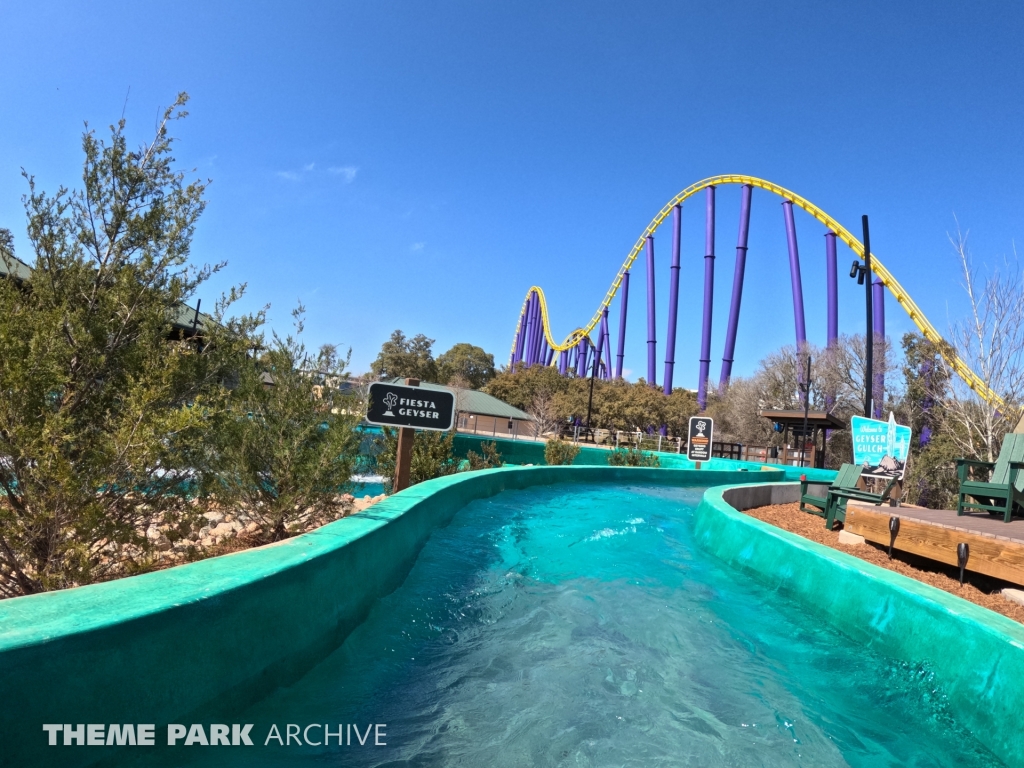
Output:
[601,308,612,380]
[523,297,536,366]
[645,236,657,386]
[533,294,544,365]
[663,204,682,394]
[512,309,525,366]
[616,270,630,378]
[558,349,568,375]
[697,187,716,410]
[873,278,885,417]
[545,345,554,367]
[719,184,752,388]
[576,339,589,377]
[782,201,807,349]
[825,231,839,349]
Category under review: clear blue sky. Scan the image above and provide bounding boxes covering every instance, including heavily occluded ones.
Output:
[2,1,1022,384]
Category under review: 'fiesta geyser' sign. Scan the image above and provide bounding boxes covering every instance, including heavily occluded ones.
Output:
[366,382,455,432]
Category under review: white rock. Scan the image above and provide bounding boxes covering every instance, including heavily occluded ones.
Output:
[210,522,235,538]
[838,530,866,546]
[1002,588,1024,608]
[203,511,224,525]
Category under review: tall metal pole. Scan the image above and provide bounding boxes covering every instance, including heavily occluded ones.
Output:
[863,215,873,418]
[697,187,716,410]
[720,184,752,388]
[801,356,811,466]
[663,204,682,394]
[616,270,630,379]
[873,277,885,417]
[645,235,657,386]
[782,200,807,350]
[522,297,535,367]
[585,339,599,441]
[825,231,839,349]
[600,308,612,380]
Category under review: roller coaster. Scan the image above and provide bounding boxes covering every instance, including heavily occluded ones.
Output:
[508,175,1004,413]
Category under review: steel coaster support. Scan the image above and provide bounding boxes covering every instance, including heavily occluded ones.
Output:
[512,309,525,367]
[558,349,568,375]
[663,204,682,394]
[523,295,536,366]
[825,231,839,348]
[782,200,807,351]
[697,187,716,410]
[873,278,885,417]
[545,345,555,367]
[598,309,606,382]
[616,270,630,378]
[645,236,657,386]
[577,338,589,377]
[719,184,752,389]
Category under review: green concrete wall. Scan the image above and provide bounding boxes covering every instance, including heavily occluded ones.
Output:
[452,433,836,482]
[694,483,1024,767]
[0,466,774,768]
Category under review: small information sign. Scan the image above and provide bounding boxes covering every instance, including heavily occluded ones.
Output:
[687,416,714,462]
[366,382,455,432]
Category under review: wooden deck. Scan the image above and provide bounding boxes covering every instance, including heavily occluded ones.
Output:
[844,502,1024,586]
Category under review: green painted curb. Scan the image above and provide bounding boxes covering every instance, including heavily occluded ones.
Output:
[0,466,774,767]
[694,482,1024,767]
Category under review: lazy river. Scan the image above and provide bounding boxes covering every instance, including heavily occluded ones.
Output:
[180,482,1002,767]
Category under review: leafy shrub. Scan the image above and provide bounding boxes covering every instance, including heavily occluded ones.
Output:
[375,428,460,493]
[607,446,660,467]
[466,441,503,470]
[545,438,581,466]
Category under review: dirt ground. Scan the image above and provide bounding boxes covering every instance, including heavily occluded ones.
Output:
[742,502,1024,626]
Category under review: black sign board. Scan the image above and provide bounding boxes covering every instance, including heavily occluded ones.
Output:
[687,416,714,462]
[366,382,455,432]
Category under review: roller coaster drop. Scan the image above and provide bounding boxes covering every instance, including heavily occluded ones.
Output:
[508,175,1005,414]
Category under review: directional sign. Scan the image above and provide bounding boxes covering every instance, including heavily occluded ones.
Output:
[366,382,455,432]
[687,416,714,462]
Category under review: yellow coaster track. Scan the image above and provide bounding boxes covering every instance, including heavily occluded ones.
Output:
[511,174,1005,412]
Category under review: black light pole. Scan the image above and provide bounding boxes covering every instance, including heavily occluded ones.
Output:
[862,215,873,418]
[849,215,873,418]
[798,354,812,467]
[584,339,598,442]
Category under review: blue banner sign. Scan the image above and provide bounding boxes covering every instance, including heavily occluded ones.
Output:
[850,413,912,479]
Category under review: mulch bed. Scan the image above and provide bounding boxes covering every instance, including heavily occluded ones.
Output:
[742,502,1024,626]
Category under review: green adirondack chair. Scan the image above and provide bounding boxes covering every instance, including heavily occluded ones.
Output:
[824,475,900,529]
[800,463,863,518]
[956,433,1024,523]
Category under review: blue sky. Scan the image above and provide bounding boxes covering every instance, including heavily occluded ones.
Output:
[2,1,1022,385]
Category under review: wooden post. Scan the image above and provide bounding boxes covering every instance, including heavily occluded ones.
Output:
[393,377,419,493]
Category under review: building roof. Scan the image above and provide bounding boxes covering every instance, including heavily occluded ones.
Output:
[759,409,846,430]
[385,378,532,421]
[1,252,216,337]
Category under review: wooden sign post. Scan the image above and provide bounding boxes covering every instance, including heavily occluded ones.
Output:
[366,378,456,494]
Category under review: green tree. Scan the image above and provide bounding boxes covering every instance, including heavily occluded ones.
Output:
[370,330,437,382]
[485,364,568,412]
[215,306,361,541]
[436,343,496,389]
[0,94,255,596]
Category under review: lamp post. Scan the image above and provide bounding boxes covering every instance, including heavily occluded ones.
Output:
[849,215,873,417]
[584,338,599,442]
[798,354,812,467]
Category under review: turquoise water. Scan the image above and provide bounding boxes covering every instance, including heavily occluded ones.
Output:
[207,483,1002,766]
